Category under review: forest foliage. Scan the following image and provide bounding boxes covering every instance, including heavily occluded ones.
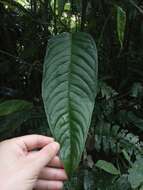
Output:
[0,0,143,189]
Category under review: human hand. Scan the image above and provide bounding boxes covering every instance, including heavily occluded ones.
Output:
[0,135,67,190]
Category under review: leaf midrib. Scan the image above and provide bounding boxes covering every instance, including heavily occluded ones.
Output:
[67,33,73,170]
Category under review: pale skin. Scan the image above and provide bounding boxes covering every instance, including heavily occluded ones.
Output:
[0,135,68,190]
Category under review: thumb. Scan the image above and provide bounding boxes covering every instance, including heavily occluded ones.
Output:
[32,142,60,170]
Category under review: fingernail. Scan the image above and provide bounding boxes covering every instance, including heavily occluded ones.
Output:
[50,142,60,151]
[54,142,60,148]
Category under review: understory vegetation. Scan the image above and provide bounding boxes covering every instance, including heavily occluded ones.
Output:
[0,0,143,189]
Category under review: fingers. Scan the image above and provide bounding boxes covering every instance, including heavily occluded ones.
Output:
[35,180,63,190]
[14,135,54,151]
[48,156,64,168]
[34,142,60,169]
[28,154,64,168]
[39,167,68,181]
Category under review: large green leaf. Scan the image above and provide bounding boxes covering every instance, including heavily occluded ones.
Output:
[42,32,98,175]
[117,6,126,48]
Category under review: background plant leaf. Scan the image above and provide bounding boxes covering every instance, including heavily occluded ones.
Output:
[0,99,33,116]
[58,0,66,16]
[95,160,120,175]
[128,157,143,189]
[117,6,126,48]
